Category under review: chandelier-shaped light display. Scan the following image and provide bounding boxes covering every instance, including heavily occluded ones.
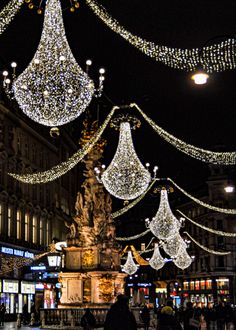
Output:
[163,234,186,258]
[101,121,151,200]
[149,189,179,240]
[12,0,94,126]
[121,251,138,275]
[173,246,192,270]
[149,244,165,270]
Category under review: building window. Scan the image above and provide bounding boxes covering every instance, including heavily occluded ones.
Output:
[25,213,29,241]
[32,216,37,244]
[39,218,43,245]
[218,256,225,268]
[16,210,22,239]
[8,207,12,237]
[46,220,49,246]
[0,204,2,234]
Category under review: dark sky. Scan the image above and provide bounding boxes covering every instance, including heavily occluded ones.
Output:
[1,0,236,193]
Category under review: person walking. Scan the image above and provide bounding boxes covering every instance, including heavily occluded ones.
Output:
[157,306,182,330]
[104,294,137,330]
[140,305,150,330]
[0,303,6,326]
[81,308,96,330]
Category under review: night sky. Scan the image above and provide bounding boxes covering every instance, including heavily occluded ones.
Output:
[0,0,236,217]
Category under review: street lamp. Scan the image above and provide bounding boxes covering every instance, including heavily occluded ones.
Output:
[224,185,235,193]
[47,253,61,267]
[191,68,209,85]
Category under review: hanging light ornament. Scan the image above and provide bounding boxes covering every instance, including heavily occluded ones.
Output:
[12,0,94,126]
[148,188,179,240]
[163,234,186,258]
[100,118,152,200]
[149,244,165,270]
[121,251,138,275]
[173,246,192,270]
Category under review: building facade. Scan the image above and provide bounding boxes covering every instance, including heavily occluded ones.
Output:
[177,164,236,307]
[0,98,79,315]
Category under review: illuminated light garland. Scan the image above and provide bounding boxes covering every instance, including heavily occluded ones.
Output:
[13,0,94,126]
[8,106,118,183]
[148,188,180,240]
[131,103,236,165]
[121,250,138,275]
[116,229,150,241]
[173,245,192,270]
[169,178,236,214]
[0,250,50,276]
[112,178,159,218]
[85,0,236,73]
[0,0,23,36]
[101,121,151,200]
[149,244,165,271]
[163,233,187,258]
[184,232,231,255]
[130,245,149,266]
[177,210,236,237]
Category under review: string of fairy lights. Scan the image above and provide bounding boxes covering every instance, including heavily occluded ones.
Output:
[1,0,236,73]
[130,103,236,165]
[8,103,236,183]
[177,210,236,237]
[0,0,24,36]
[8,106,118,183]
[183,232,231,256]
[85,0,236,73]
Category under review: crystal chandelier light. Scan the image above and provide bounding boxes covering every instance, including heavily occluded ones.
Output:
[147,188,180,240]
[149,244,165,270]
[11,0,94,126]
[163,234,186,258]
[99,120,152,200]
[173,246,192,270]
[121,251,138,275]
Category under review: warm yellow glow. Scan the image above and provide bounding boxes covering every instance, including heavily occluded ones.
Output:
[191,72,209,85]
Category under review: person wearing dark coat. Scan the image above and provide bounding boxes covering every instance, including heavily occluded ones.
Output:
[81,308,96,330]
[140,305,150,330]
[157,306,182,330]
[104,294,137,330]
[183,302,200,330]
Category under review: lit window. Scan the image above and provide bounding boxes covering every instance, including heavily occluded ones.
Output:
[8,207,12,237]
[25,213,29,241]
[46,220,49,246]
[0,204,2,234]
[39,218,43,245]
[17,210,22,239]
[32,216,37,244]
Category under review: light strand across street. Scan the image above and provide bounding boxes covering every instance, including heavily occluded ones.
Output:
[0,0,24,36]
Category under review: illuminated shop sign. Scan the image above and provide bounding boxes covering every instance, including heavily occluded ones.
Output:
[1,246,34,258]
[3,280,19,293]
[21,281,36,294]
[30,266,46,271]
[137,283,152,287]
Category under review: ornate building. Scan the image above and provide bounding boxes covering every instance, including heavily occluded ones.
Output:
[0,97,79,314]
[177,164,236,306]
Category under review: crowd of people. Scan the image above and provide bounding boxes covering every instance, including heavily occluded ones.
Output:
[100,295,236,329]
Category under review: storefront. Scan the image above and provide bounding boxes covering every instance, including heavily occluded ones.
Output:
[0,279,35,314]
[182,277,232,307]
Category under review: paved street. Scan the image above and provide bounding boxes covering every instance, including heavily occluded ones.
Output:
[0,322,41,330]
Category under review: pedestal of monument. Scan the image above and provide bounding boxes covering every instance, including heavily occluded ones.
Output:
[58,245,127,308]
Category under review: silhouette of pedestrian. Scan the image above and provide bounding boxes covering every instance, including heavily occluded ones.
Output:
[0,303,6,326]
[81,308,96,330]
[140,305,150,330]
[104,294,137,330]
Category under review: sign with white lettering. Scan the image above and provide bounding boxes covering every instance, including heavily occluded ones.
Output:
[1,246,34,258]
[3,280,19,293]
[21,281,35,294]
